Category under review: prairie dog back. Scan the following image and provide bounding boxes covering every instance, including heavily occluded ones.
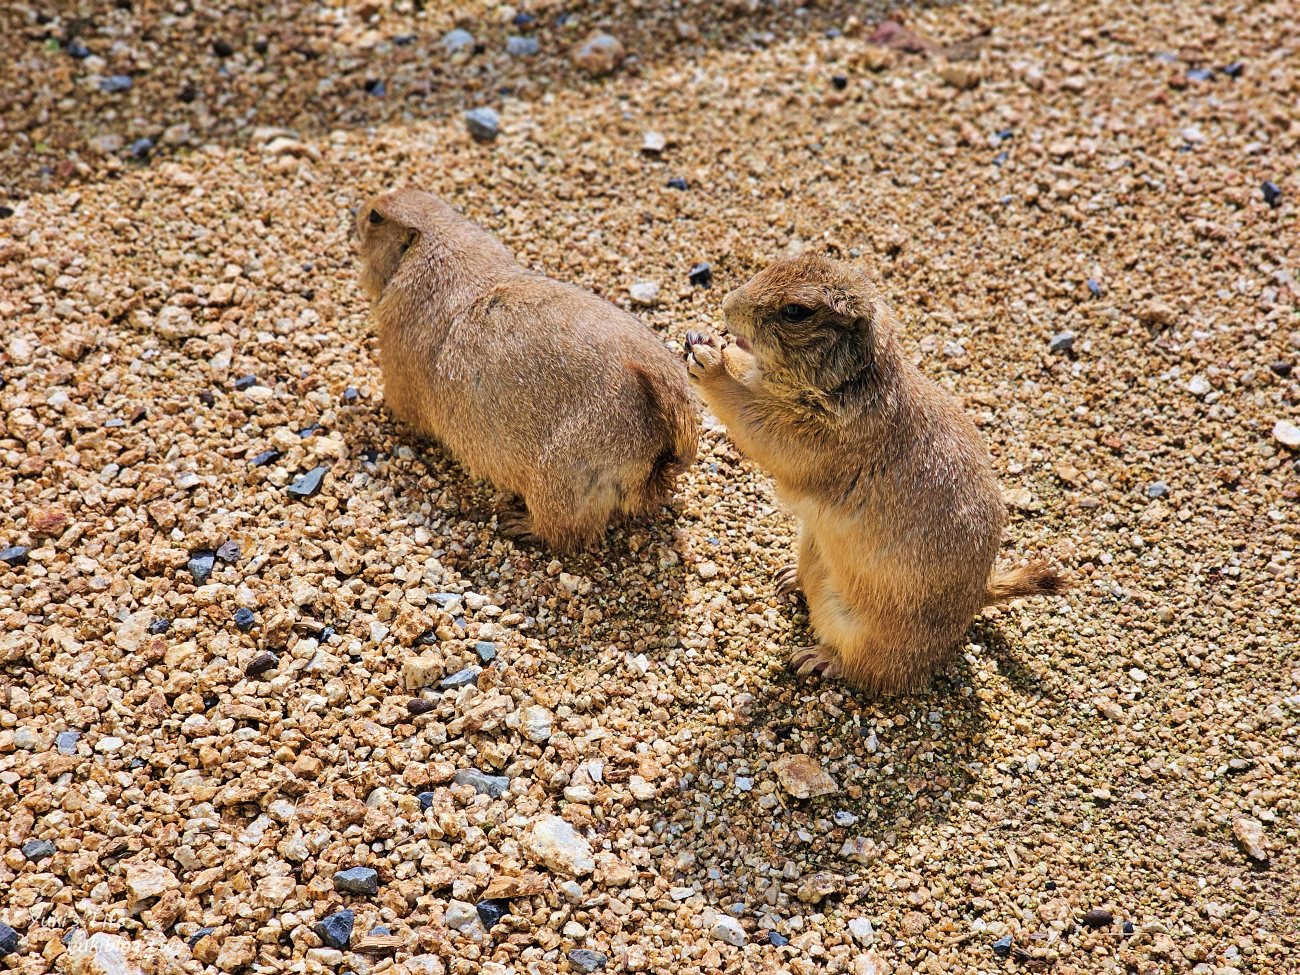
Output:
[357,189,699,550]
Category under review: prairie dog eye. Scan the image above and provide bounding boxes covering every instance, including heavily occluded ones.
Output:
[780,304,814,323]
[368,209,384,225]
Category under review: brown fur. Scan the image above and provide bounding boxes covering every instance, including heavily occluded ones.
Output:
[686,253,1066,694]
[357,188,699,550]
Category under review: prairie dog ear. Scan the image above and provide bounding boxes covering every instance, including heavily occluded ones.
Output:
[822,287,873,322]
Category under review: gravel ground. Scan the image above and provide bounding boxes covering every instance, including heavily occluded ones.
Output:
[2,1,1298,974]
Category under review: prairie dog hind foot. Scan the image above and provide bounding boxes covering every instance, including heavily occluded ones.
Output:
[788,645,842,679]
[497,504,541,544]
[774,563,802,597]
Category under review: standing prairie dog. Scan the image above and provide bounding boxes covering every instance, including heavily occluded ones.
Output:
[356,188,699,550]
[686,253,1066,694]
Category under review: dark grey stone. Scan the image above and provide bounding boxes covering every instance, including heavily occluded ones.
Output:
[314,909,354,949]
[452,768,509,798]
[333,867,379,896]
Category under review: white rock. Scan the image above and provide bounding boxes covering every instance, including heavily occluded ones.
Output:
[153,304,200,340]
[852,951,891,975]
[848,917,876,946]
[438,898,486,943]
[772,754,839,799]
[66,932,144,975]
[406,955,447,975]
[1187,375,1211,397]
[628,775,656,800]
[1232,815,1268,862]
[710,915,747,947]
[519,704,555,743]
[124,861,179,902]
[629,281,661,306]
[258,875,297,907]
[642,130,667,154]
[1273,419,1300,449]
[526,815,594,877]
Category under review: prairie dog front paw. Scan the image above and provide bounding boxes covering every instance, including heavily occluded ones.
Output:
[685,332,726,381]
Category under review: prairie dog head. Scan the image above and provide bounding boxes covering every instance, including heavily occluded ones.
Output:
[356,190,427,300]
[721,253,893,397]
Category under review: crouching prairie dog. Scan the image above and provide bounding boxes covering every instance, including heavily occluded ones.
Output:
[357,188,699,550]
[686,253,1066,694]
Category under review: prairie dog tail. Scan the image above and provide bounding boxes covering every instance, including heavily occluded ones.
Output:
[985,561,1069,606]
[625,359,700,505]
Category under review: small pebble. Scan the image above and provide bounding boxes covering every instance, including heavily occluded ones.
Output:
[1261,181,1281,207]
[767,931,789,947]
[185,927,215,948]
[333,867,379,896]
[129,138,154,160]
[314,910,354,949]
[452,768,510,798]
[476,899,508,928]
[407,698,437,715]
[251,449,281,467]
[1081,908,1113,929]
[992,934,1013,957]
[667,177,688,190]
[233,607,256,632]
[99,75,133,93]
[56,731,80,755]
[286,466,329,498]
[233,374,256,390]
[245,651,279,677]
[465,107,501,143]
[710,915,746,947]
[1147,481,1170,499]
[440,666,480,689]
[688,262,713,287]
[1049,330,1076,354]
[474,641,498,662]
[216,540,241,562]
[568,949,608,973]
[629,281,661,306]
[506,36,539,57]
[187,550,216,585]
[1272,420,1300,449]
[572,31,625,77]
[0,546,31,567]
[22,839,56,862]
[147,618,170,635]
[441,29,476,56]
[67,41,91,59]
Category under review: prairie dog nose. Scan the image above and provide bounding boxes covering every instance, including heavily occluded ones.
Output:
[721,290,739,316]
